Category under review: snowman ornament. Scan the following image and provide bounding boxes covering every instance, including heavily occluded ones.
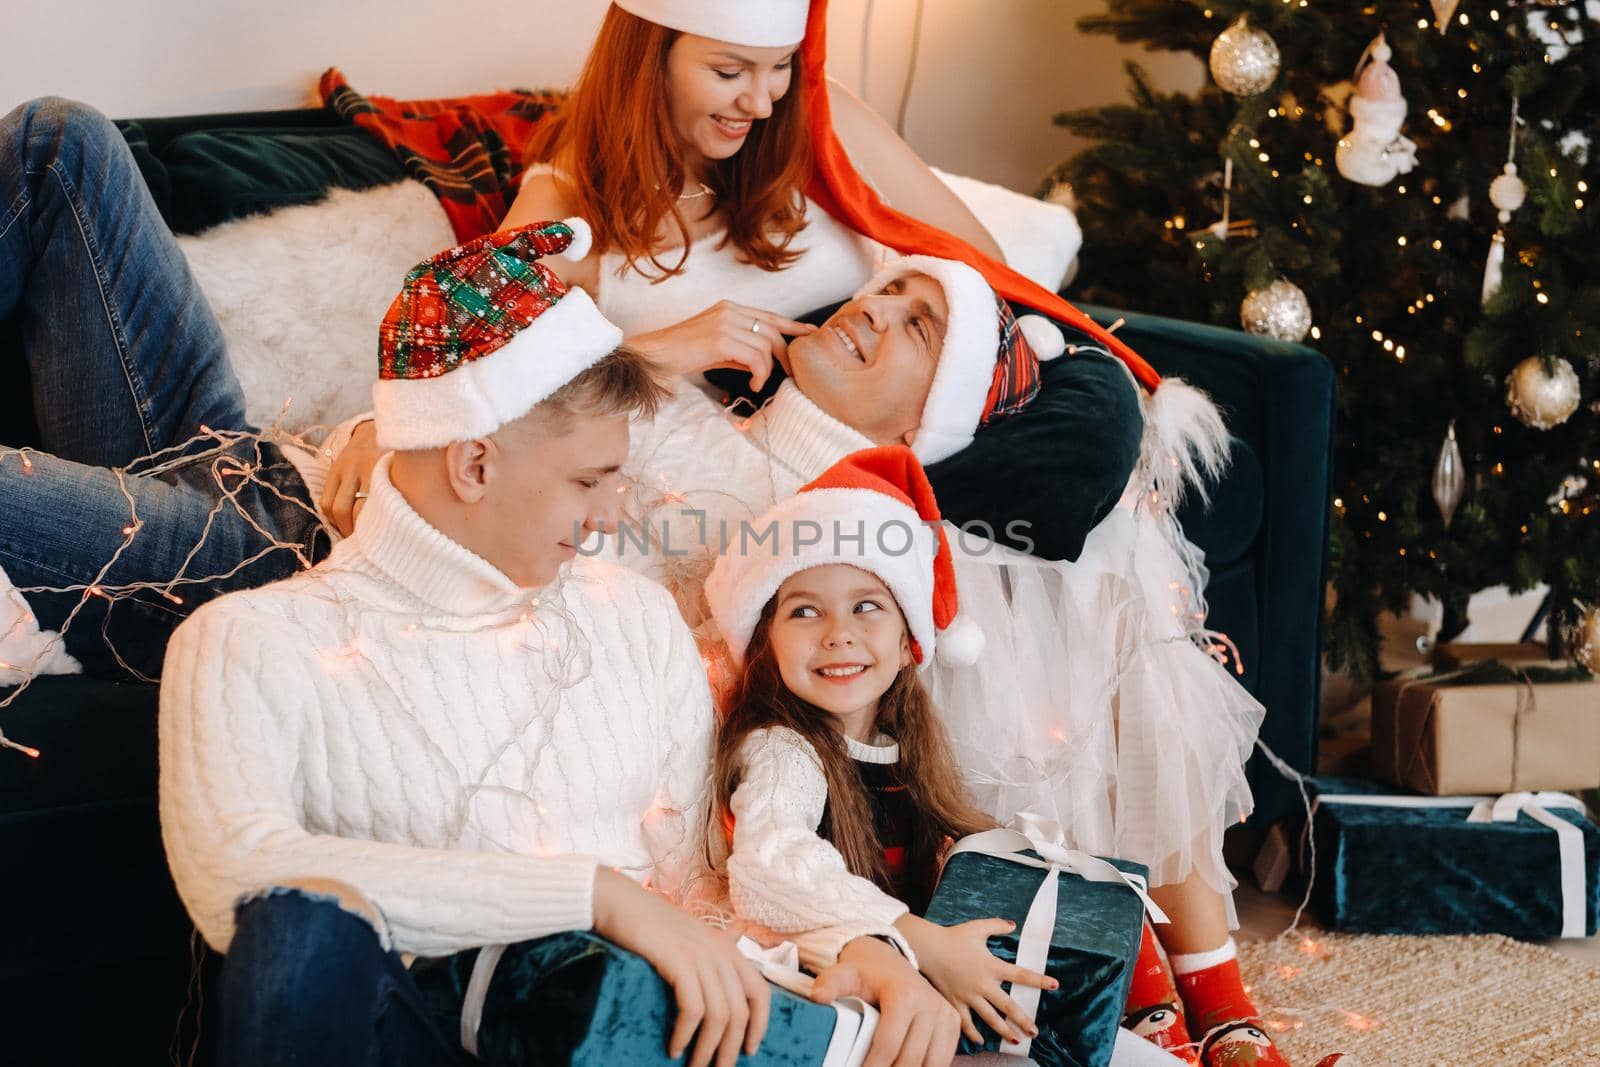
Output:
[1336,33,1418,187]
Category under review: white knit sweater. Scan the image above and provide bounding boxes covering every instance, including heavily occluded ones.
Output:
[159,455,715,957]
[728,728,917,965]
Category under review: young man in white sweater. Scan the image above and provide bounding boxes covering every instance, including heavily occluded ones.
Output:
[160,220,957,1067]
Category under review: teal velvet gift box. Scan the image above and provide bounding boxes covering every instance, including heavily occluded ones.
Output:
[413,930,858,1066]
[1307,777,1600,940]
[921,843,1148,1067]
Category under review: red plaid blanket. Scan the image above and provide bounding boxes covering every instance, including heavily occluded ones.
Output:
[318,69,561,243]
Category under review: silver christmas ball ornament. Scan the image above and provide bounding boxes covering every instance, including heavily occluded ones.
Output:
[1574,603,1600,675]
[1210,17,1280,97]
[1505,356,1582,429]
[1240,280,1313,342]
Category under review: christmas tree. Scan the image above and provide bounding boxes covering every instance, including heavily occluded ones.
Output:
[1047,1,1599,680]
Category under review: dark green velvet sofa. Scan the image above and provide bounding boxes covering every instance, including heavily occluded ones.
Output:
[0,107,1333,1065]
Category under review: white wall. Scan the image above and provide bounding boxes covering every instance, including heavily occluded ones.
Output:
[0,0,1201,193]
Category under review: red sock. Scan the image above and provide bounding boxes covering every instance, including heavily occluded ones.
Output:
[1171,940,1291,1067]
[1122,922,1198,1064]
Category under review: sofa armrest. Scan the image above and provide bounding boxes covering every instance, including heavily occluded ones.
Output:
[1079,305,1334,820]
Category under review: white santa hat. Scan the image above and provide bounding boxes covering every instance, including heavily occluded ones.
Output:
[856,255,1069,466]
[705,445,984,668]
[372,218,621,451]
[611,0,810,48]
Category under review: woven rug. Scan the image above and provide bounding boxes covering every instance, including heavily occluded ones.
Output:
[1238,931,1600,1063]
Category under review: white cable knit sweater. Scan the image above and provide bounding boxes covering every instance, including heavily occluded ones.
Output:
[728,728,916,965]
[159,455,715,957]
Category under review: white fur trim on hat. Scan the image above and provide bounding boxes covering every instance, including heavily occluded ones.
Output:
[935,614,984,666]
[856,256,1000,466]
[705,487,940,665]
[372,287,623,451]
[611,0,808,47]
[1018,314,1067,361]
[558,216,593,262]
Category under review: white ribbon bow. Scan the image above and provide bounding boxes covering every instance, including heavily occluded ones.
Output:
[1319,790,1590,939]
[734,936,879,1067]
[944,813,1169,1060]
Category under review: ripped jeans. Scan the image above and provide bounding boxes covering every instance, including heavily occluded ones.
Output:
[220,888,473,1067]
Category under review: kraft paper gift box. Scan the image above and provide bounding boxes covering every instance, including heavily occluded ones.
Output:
[921,820,1152,1067]
[411,930,877,1066]
[1304,777,1600,940]
[1370,661,1600,796]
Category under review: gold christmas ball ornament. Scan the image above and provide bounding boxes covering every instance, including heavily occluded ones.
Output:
[1575,603,1600,675]
[1210,17,1280,97]
[1240,280,1312,342]
[1505,356,1582,429]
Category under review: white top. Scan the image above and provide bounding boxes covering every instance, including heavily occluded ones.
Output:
[158,455,716,957]
[594,204,882,336]
[521,164,884,336]
[728,727,917,967]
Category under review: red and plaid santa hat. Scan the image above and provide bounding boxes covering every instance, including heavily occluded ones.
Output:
[372,218,622,451]
[856,255,1069,466]
[610,0,808,47]
[705,444,984,668]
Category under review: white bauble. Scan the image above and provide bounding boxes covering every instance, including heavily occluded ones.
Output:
[1505,356,1582,429]
[1240,280,1313,343]
[1489,164,1527,216]
[1210,18,1280,96]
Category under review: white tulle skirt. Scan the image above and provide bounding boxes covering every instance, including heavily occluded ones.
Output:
[927,483,1261,918]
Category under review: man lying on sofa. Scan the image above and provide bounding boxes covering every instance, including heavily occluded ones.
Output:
[1,101,1140,687]
[158,223,961,1067]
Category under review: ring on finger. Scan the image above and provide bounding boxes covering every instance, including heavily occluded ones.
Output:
[750,319,761,334]
[354,491,370,501]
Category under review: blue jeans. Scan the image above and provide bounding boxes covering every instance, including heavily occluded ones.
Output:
[222,889,471,1067]
[0,98,327,679]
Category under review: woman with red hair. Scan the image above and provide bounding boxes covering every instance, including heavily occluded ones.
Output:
[501,0,1006,384]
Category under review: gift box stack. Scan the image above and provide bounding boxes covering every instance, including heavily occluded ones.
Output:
[1302,645,1600,940]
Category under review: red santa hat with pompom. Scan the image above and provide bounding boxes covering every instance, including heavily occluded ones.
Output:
[373,217,620,450]
[705,444,985,668]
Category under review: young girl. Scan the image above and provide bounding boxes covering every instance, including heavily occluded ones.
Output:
[705,444,1061,1051]
[705,446,1342,1067]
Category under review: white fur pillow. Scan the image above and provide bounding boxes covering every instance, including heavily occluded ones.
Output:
[178,181,456,435]
[934,167,1082,292]
[178,171,1075,437]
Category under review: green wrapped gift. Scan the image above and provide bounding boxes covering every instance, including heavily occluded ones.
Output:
[412,930,876,1065]
[922,822,1154,1067]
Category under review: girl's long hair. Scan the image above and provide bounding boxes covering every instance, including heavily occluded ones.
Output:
[528,5,813,279]
[712,606,992,912]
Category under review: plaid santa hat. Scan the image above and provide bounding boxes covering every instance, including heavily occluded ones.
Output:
[372,218,622,451]
[611,0,808,47]
[705,444,984,668]
[858,256,1069,466]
